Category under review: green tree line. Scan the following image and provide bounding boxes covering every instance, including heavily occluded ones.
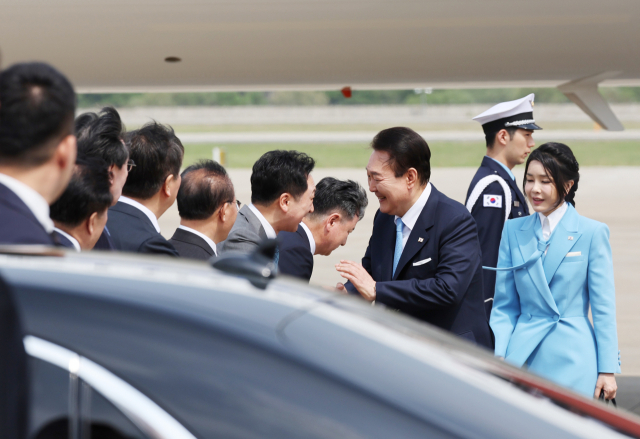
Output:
[78,87,640,108]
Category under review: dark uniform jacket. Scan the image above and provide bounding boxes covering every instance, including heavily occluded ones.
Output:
[0,182,55,246]
[106,201,178,256]
[169,228,216,261]
[465,156,529,318]
[346,185,492,349]
[278,225,314,282]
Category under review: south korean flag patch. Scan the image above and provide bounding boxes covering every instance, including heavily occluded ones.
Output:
[483,194,502,208]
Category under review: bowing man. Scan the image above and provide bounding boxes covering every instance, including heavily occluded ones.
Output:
[169,160,238,260]
[466,94,539,318]
[336,127,492,348]
[0,62,77,246]
[278,177,368,281]
[50,157,113,251]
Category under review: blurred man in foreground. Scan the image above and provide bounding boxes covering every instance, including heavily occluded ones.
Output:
[0,62,76,246]
[220,150,315,265]
[50,157,113,251]
[74,107,128,250]
[336,127,492,348]
[107,122,183,255]
[169,160,238,259]
[278,177,368,281]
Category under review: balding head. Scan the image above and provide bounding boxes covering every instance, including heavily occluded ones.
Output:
[177,160,235,220]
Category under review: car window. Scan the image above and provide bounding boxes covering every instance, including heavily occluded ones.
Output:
[83,384,148,439]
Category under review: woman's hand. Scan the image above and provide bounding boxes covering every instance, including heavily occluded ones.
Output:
[594,373,617,400]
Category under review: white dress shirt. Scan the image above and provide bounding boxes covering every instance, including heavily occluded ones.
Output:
[178,225,217,256]
[248,204,276,239]
[0,172,54,233]
[299,221,316,255]
[53,227,81,251]
[118,196,161,233]
[538,202,568,241]
[394,183,432,251]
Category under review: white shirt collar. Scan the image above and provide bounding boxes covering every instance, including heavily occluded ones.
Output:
[248,204,277,239]
[538,202,568,241]
[394,183,432,249]
[299,221,316,255]
[178,225,217,256]
[53,227,81,251]
[118,196,161,233]
[0,173,54,233]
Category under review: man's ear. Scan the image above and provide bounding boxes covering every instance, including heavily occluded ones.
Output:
[55,134,77,170]
[107,164,116,185]
[495,129,510,147]
[327,213,340,229]
[405,168,419,189]
[279,193,291,213]
[218,203,228,222]
[163,174,177,198]
[86,211,98,236]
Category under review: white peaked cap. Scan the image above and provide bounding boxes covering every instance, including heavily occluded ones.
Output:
[472,93,539,129]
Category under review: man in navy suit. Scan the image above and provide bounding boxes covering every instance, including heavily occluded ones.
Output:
[278,177,368,282]
[0,61,77,439]
[74,107,129,250]
[336,127,492,348]
[50,157,113,251]
[466,95,540,317]
[169,160,238,260]
[107,122,183,256]
[0,62,77,246]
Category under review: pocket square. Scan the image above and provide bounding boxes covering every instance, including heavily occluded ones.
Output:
[413,258,432,266]
[566,251,582,257]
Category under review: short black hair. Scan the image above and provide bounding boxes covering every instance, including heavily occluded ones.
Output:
[310,177,368,221]
[486,127,518,148]
[122,122,184,199]
[75,107,128,167]
[250,150,315,205]
[0,62,76,167]
[177,160,234,220]
[371,127,430,185]
[50,156,113,227]
[524,142,580,207]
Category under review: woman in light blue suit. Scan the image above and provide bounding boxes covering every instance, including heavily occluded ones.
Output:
[489,142,619,399]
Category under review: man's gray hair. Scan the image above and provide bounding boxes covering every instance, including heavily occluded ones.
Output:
[310,177,368,221]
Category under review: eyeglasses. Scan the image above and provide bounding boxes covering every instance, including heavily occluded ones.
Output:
[127,159,136,172]
[228,199,241,211]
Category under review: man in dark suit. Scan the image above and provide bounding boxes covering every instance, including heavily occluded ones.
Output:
[107,122,183,256]
[336,127,492,349]
[169,160,237,260]
[50,157,113,251]
[466,95,538,318]
[220,150,316,260]
[278,177,368,281]
[0,62,77,246]
[74,107,129,250]
[0,61,76,439]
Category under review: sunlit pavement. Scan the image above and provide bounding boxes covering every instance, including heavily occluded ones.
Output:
[159,167,640,382]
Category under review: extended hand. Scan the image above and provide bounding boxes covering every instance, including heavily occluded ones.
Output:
[594,373,617,400]
[335,260,376,301]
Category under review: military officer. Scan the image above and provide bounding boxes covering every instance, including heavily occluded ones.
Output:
[465,94,542,318]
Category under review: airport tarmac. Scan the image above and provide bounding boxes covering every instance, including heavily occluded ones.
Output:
[158,166,640,376]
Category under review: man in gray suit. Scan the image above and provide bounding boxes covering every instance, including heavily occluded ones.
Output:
[220,150,316,258]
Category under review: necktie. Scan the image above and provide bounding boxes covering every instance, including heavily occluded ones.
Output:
[273,245,279,269]
[392,219,404,277]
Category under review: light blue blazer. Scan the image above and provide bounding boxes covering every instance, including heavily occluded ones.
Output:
[490,204,621,397]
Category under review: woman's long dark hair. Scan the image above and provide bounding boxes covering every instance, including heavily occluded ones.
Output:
[523,142,580,207]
